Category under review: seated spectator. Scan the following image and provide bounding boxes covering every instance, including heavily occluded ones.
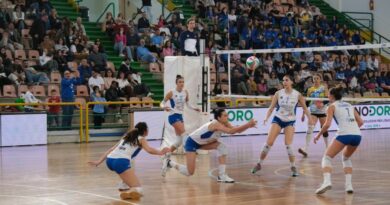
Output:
[116,71,129,89]
[127,72,151,97]
[0,31,18,51]
[119,58,133,75]
[0,6,11,30]
[367,54,379,71]
[40,35,55,53]
[150,29,164,54]
[104,69,115,90]
[115,12,126,25]
[73,17,86,37]
[114,27,127,57]
[136,38,157,63]
[137,11,150,33]
[23,84,41,112]
[88,69,105,93]
[49,8,61,30]
[257,78,268,95]
[162,40,174,57]
[7,23,23,49]
[24,63,50,84]
[102,12,115,37]
[267,72,280,95]
[54,38,69,52]
[88,45,107,72]
[8,64,25,85]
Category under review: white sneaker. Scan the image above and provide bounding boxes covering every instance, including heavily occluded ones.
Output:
[161,157,171,177]
[345,183,354,194]
[119,188,143,200]
[217,174,235,183]
[315,181,332,194]
[117,181,130,191]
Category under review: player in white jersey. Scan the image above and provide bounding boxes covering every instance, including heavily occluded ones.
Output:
[314,87,363,195]
[160,75,200,175]
[88,122,170,200]
[299,74,329,157]
[161,109,257,183]
[252,75,310,177]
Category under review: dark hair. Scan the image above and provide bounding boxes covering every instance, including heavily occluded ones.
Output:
[93,86,99,93]
[122,122,148,146]
[329,86,343,100]
[283,74,294,82]
[176,75,183,83]
[213,108,226,120]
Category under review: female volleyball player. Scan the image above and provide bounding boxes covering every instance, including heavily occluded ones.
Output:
[160,75,200,175]
[299,74,329,157]
[251,75,311,177]
[314,87,363,194]
[88,122,170,200]
[161,109,257,183]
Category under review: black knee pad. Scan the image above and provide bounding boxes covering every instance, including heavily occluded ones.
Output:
[323,131,329,138]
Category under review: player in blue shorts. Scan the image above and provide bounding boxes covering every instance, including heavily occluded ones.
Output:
[88,122,170,200]
[160,75,200,175]
[314,87,364,194]
[251,75,311,177]
[161,109,257,183]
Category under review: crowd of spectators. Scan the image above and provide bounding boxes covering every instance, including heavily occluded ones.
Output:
[0,0,154,128]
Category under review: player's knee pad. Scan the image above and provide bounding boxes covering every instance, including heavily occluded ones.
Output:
[342,156,352,168]
[307,125,315,134]
[217,142,228,157]
[323,131,329,138]
[321,155,333,168]
[172,137,183,148]
[286,145,294,157]
[262,144,272,155]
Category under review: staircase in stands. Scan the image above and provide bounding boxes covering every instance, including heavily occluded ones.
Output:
[50,0,164,100]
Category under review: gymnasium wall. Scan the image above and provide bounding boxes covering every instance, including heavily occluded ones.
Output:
[78,0,119,22]
[323,0,390,40]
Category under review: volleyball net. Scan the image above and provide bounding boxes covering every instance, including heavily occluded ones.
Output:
[210,43,390,107]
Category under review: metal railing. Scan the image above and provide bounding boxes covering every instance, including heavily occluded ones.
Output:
[85,101,160,143]
[96,2,115,23]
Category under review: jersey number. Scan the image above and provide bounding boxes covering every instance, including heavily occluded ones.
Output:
[345,108,351,117]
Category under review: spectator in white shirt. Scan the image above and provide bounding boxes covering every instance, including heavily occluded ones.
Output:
[24,84,40,112]
[367,54,379,71]
[88,69,105,93]
[116,71,129,89]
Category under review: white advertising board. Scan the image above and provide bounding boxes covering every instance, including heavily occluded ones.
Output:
[134,104,390,139]
[0,113,47,146]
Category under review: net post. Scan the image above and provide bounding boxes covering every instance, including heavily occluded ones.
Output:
[228,53,231,95]
[200,39,208,112]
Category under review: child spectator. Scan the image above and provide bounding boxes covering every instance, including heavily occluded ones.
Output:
[47,89,61,127]
[92,91,107,129]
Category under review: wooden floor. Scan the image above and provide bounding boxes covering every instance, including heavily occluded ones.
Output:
[1,129,390,205]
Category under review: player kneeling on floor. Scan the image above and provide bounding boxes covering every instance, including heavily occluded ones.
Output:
[162,109,257,183]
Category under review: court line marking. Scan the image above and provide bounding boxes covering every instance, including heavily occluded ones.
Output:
[0,183,139,205]
[0,194,68,205]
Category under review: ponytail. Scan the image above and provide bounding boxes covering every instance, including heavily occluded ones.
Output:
[122,122,148,147]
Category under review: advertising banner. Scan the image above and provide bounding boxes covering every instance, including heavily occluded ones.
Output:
[134,104,390,139]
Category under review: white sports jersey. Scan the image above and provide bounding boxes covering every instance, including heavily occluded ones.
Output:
[107,137,144,160]
[189,120,223,145]
[169,89,187,114]
[275,89,300,122]
[333,101,361,136]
